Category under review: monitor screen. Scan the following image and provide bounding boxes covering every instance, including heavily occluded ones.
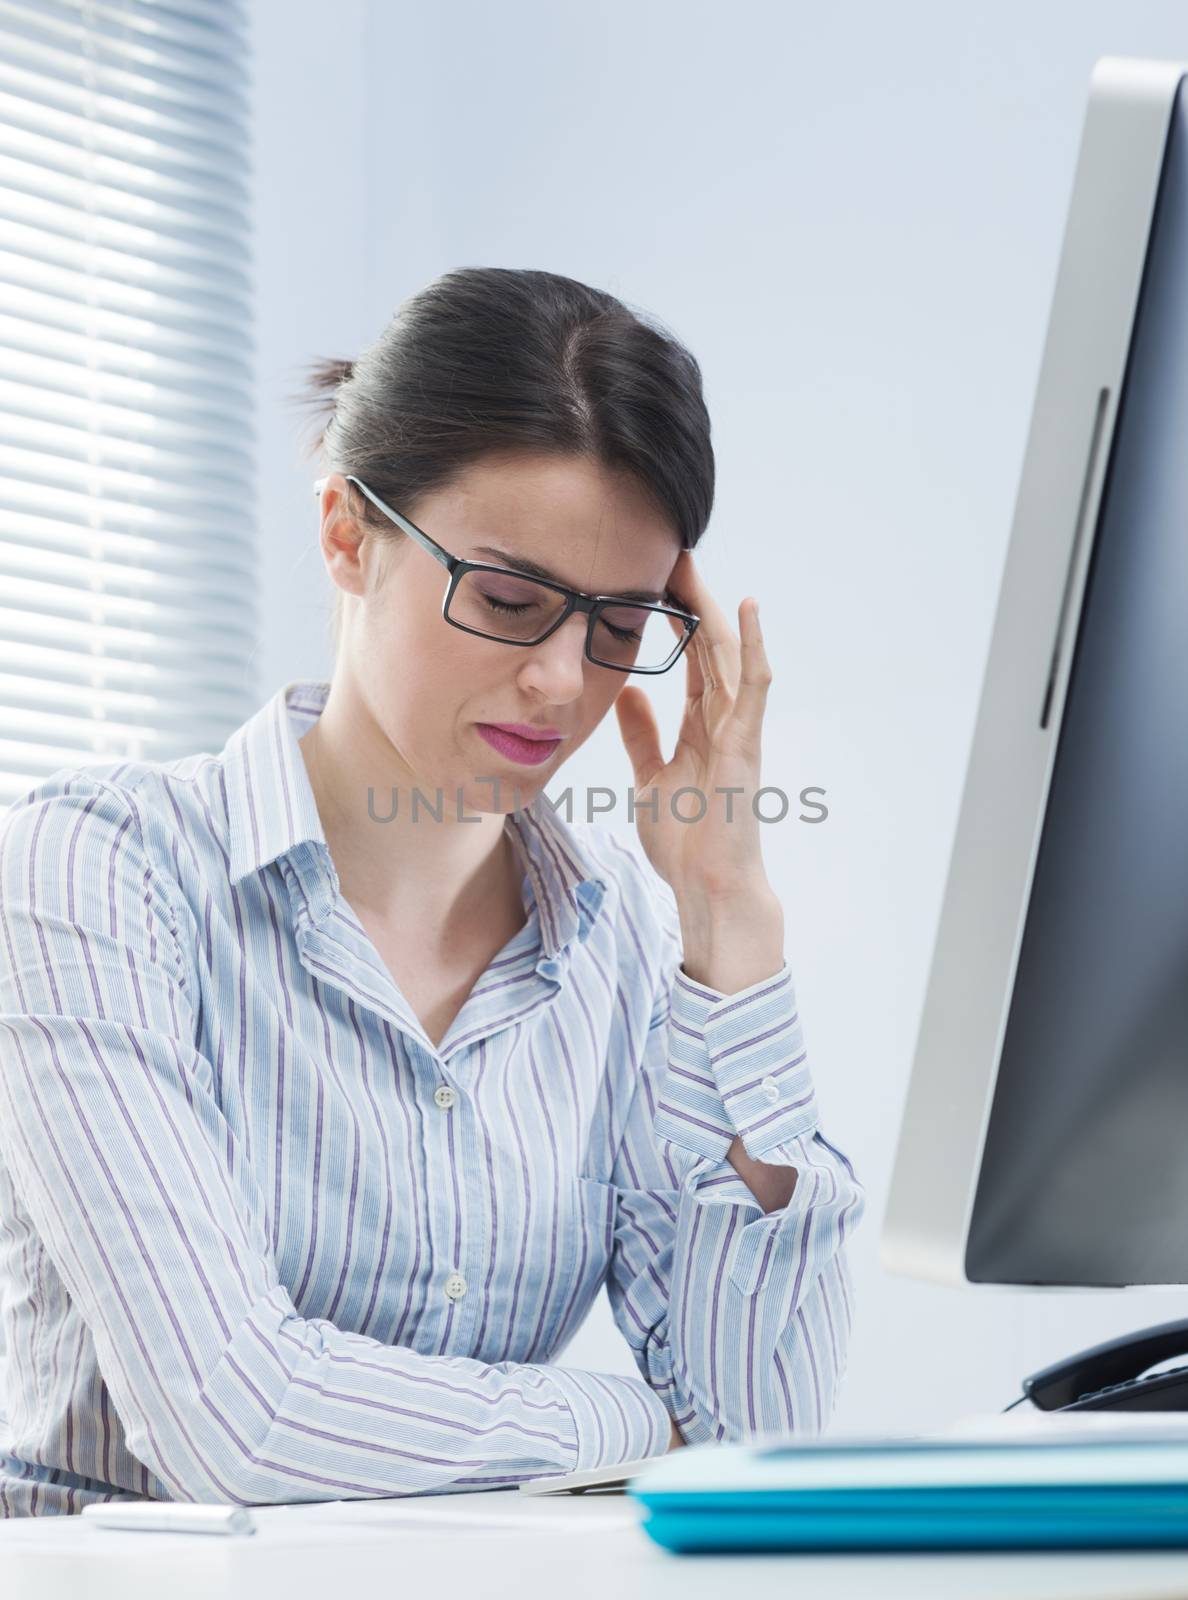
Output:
[966,82,1188,1285]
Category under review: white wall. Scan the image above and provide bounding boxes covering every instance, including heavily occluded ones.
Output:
[251,0,1188,1434]
[250,0,374,703]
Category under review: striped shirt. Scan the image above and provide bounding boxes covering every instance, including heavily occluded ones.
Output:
[0,678,863,1516]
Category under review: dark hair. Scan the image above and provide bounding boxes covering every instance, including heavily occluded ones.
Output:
[293,266,715,652]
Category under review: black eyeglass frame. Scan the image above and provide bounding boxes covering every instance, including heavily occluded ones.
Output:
[313,472,701,676]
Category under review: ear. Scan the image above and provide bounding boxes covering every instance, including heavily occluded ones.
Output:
[320,477,370,600]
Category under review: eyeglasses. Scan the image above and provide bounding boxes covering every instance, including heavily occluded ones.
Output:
[312,474,701,675]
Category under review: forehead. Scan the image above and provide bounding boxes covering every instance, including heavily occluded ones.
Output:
[433,451,682,597]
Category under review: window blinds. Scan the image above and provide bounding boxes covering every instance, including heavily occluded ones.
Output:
[0,0,256,810]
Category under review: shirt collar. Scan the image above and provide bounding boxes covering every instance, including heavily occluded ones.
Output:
[222,679,608,959]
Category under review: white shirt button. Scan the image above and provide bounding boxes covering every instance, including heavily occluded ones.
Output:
[761,1076,780,1103]
[444,1271,467,1301]
[434,1084,458,1110]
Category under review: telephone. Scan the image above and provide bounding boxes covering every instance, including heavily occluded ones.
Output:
[1020,1318,1188,1412]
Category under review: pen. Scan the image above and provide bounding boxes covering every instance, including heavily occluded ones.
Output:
[81,1501,256,1536]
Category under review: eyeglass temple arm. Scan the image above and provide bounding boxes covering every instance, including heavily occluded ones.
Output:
[312,475,457,574]
[314,478,700,625]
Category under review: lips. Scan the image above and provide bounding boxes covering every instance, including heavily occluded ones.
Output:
[485,723,563,740]
[475,723,563,767]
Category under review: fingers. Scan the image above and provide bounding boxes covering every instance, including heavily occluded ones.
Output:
[613,684,665,789]
[670,551,740,698]
[669,607,708,699]
[732,597,772,745]
[696,623,722,695]
[669,551,736,640]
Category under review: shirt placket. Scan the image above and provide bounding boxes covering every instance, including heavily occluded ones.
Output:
[402,1036,480,1353]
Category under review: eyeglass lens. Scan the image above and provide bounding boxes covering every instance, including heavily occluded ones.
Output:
[449,569,685,671]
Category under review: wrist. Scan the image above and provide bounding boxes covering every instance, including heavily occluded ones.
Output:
[677,884,784,995]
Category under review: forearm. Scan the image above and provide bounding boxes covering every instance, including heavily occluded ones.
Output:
[676,883,796,1210]
[186,1290,672,1500]
[612,879,866,1447]
[626,1130,863,1447]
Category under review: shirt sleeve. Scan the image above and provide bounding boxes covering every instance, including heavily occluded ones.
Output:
[603,886,865,1445]
[0,778,670,1505]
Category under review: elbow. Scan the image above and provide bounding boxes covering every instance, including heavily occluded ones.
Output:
[120,1387,290,1506]
[120,1411,252,1505]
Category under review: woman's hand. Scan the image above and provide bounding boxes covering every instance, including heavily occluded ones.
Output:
[668,1416,686,1451]
[614,550,781,934]
[613,551,784,991]
[613,550,773,903]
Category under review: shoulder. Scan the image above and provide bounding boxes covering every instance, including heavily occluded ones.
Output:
[2,766,145,853]
[0,760,207,903]
[0,768,207,1030]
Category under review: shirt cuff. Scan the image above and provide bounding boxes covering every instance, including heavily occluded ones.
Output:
[542,1367,672,1471]
[655,960,819,1162]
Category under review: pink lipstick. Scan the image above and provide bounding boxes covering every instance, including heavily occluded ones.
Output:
[476,723,563,766]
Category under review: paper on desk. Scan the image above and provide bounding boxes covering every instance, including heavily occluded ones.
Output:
[935,1408,1188,1445]
[260,1495,641,1534]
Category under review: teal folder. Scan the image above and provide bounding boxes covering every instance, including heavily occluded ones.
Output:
[628,1431,1188,1552]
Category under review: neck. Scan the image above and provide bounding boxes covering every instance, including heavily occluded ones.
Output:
[297,676,518,934]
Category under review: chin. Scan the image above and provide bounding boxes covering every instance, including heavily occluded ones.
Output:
[453,771,546,816]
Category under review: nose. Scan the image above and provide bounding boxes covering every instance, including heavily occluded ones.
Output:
[515,611,589,703]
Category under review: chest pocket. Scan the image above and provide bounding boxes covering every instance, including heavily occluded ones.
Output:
[535,1175,618,1360]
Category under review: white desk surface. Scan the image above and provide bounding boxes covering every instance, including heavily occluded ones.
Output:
[3,1487,1188,1600]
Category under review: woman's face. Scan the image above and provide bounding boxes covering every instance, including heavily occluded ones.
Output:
[327,451,685,814]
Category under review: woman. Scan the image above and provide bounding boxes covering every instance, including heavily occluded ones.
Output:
[0,267,863,1515]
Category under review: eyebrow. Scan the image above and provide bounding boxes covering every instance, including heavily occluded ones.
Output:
[472,544,668,605]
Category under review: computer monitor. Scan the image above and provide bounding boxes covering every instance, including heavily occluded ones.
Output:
[882,57,1188,1289]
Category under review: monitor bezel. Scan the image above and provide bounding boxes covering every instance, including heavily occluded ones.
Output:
[880,56,1188,1288]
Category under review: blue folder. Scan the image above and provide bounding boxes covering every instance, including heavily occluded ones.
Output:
[628,1431,1188,1552]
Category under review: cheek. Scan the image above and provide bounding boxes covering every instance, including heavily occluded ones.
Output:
[384,608,501,706]
[367,577,452,667]
[573,678,626,740]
